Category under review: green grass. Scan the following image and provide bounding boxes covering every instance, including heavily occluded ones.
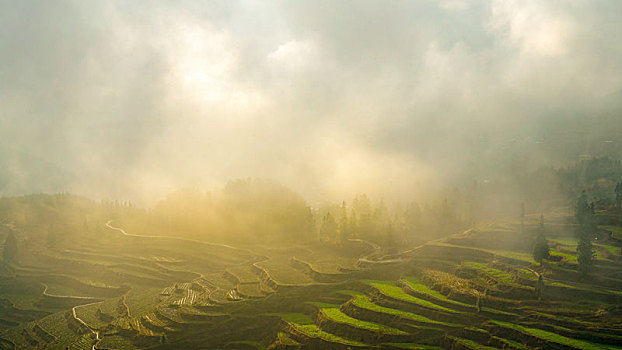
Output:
[337,289,364,296]
[274,332,301,346]
[271,312,369,347]
[71,334,96,350]
[292,324,368,346]
[429,242,534,263]
[517,268,538,281]
[549,238,578,246]
[73,302,109,329]
[490,321,621,350]
[546,279,622,296]
[125,287,162,317]
[480,306,517,316]
[37,311,79,347]
[321,307,407,334]
[595,243,620,256]
[600,225,622,240]
[98,296,123,315]
[0,278,45,309]
[491,336,528,350]
[306,301,340,308]
[96,334,140,349]
[368,281,458,313]
[461,262,522,287]
[350,294,461,327]
[448,336,496,350]
[549,250,578,264]
[402,277,472,308]
[267,313,314,325]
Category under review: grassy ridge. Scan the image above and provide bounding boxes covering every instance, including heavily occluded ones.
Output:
[490,320,622,350]
[402,277,472,308]
[270,313,369,346]
[321,307,407,334]
[368,281,458,313]
[350,294,461,327]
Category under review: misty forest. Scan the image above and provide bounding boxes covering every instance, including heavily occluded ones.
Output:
[2,1,622,350]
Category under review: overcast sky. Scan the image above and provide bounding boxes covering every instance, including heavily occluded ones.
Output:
[0,0,620,203]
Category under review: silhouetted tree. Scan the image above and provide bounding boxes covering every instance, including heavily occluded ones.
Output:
[337,201,349,242]
[532,215,550,265]
[347,209,358,238]
[577,232,594,276]
[534,274,544,301]
[2,232,18,264]
[574,191,591,227]
[320,213,338,242]
[575,193,594,276]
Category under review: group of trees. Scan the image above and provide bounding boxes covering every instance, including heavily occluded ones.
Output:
[117,179,316,244]
[532,190,600,276]
[318,194,464,249]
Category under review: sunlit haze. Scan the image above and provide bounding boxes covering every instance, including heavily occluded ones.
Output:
[1,1,620,204]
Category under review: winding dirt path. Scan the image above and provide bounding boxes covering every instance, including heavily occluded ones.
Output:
[40,283,101,300]
[72,301,103,350]
[105,221,248,253]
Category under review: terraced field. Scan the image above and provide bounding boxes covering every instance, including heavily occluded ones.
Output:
[1,215,621,349]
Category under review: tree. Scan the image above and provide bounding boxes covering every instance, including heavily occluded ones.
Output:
[347,209,359,238]
[615,182,622,209]
[2,232,18,264]
[574,191,591,227]
[532,215,550,265]
[337,201,349,242]
[575,193,594,276]
[320,213,338,242]
[534,274,544,301]
[577,231,594,276]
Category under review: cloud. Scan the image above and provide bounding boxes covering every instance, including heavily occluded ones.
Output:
[488,0,572,57]
[0,0,620,203]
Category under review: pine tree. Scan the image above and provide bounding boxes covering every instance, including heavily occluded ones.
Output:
[574,191,590,227]
[577,226,594,276]
[347,209,359,238]
[337,201,349,241]
[320,213,338,242]
[532,215,549,265]
[575,193,594,276]
[2,232,18,264]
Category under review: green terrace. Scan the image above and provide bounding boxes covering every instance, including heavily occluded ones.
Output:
[320,307,408,335]
[348,294,462,328]
[270,312,369,348]
[488,320,622,350]
[367,281,459,313]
